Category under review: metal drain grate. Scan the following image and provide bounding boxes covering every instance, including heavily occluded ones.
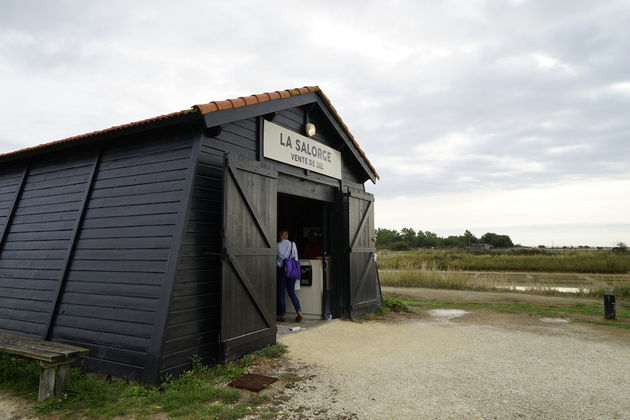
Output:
[228,373,277,392]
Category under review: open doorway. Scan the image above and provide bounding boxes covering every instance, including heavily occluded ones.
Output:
[277,193,332,319]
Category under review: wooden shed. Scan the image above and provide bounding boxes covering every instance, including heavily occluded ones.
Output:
[0,86,380,383]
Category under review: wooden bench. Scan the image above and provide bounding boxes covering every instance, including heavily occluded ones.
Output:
[0,333,90,401]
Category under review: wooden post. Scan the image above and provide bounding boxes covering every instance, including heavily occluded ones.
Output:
[604,294,616,320]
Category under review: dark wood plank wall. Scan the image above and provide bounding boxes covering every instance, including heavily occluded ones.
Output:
[0,151,95,339]
[161,116,269,374]
[160,143,224,377]
[210,119,258,160]
[45,127,196,381]
[0,166,24,242]
[162,117,272,372]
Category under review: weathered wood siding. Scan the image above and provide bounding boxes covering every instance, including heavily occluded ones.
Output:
[0,124,198,382]
[160,143,224,377]
[0,152,95,339]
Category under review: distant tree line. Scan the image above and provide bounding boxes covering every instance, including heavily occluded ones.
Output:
[376,228,515,250]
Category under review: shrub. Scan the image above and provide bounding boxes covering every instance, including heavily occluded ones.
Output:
[390,241,409,251]
[383,298,412,313]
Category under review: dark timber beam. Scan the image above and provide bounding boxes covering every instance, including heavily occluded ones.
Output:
[0,164,29,252]
[202,93,318,130]
[226,251,273,328]
[257,117,264,161]
[144,136,202,384]
[44,151,102,340]
[350,200,373,252]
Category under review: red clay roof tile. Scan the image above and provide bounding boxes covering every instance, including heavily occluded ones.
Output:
[0,108,195,162]
[0,86,378,179]
[242,96,258,106]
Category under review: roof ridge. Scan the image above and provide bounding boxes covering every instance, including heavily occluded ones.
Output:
[0,85,378,180]
[192,86,320,114]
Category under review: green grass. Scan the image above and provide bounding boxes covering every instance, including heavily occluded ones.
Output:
[0,344,290,419]
[384,292,630,330]
[252,343,288,358]
[378,248,630,274]
[359,298,413,320]
[0,352,40,398]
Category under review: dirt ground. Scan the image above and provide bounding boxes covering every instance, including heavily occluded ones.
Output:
[269,288,630,419]
[0,392,37,420]
[2,288,629,420]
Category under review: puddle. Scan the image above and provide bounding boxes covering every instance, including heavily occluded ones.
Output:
[428,309,470,319]
[496,285,587,294]
[540,317,570,323]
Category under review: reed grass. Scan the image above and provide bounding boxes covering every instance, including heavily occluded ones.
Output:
[378,249,630,274]
[379,268,630,298]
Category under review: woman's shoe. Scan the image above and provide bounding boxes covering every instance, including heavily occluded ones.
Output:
[295,314,302,322]
[276,316,286,322]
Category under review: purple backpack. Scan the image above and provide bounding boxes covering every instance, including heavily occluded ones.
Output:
[284,242,301,280]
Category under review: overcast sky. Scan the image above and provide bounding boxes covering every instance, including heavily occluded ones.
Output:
[1,0,629,246]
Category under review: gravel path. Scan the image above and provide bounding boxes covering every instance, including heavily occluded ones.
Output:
[277,313,630,419]
[0,392,37,420]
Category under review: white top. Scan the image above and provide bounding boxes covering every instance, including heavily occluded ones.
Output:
[277,239,298,267]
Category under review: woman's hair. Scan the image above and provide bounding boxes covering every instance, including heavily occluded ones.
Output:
[277,230,288,242]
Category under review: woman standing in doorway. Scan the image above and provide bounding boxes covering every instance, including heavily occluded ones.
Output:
[277,230,303,322]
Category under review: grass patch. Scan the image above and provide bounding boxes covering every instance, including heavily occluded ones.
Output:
[0,353,40,399]
[579,320,630,330]
[0,349,287,420]
[385,292,630,330]
[252,343,288,359]
[359,298,413,320]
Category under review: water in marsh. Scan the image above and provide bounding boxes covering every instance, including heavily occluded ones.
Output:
[378,269,630,295]
[495,285,587,293]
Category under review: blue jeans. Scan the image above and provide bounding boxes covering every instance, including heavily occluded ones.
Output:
[277,267,301,316]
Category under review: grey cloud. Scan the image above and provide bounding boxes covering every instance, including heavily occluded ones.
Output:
[1,0,629,207]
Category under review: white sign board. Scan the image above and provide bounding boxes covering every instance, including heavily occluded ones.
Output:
[263,120,342,179]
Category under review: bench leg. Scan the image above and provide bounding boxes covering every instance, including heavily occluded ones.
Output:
[38,363,72,401]
[38,366,56,401]
[55,364,71,394]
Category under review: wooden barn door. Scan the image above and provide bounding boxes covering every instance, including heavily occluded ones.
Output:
[220,157,277,359]
[346,190,380,318]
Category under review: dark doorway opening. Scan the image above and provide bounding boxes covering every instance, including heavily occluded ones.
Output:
[277,193,333,319]
[277,194,328,257]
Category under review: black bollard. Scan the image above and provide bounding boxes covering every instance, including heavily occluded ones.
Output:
[604,294,616,320]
